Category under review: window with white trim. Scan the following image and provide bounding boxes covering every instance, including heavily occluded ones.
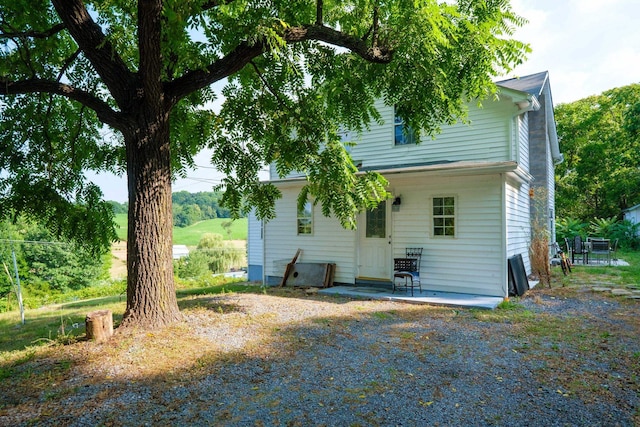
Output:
[394,106,417,145]
[297,201,313,235]
[432,196,456,237]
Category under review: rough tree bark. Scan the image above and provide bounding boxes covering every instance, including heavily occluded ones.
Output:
[120,0,182,327]
[121,115,182,327]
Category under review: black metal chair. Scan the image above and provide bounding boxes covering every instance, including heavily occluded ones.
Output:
[590,239,611,265]
[393,248,422,296]
[573,235,589,264]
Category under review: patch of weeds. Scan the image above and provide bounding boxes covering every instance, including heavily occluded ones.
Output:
[371,311,393,320]
[399,331,416,340]
[43,384,79,401]
[471,302,535,323]
[600,331,613,339]
[497,299,521,310]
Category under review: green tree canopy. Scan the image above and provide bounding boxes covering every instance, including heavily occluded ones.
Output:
[555,84,640,221]
[0,0,528,327]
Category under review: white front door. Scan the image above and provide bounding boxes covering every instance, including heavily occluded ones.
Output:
[358,200,391,279]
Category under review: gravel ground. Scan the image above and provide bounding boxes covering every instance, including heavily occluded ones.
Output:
[1,287,639,427]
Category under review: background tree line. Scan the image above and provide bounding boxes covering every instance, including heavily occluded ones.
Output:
[108,191,241,228]
[554,83,640,248]
[0,216,110,312]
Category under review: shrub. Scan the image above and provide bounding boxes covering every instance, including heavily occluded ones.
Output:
[174,233,244,279]
[555,217,587,242]
[610,220,640,250]
[589,217,618,239]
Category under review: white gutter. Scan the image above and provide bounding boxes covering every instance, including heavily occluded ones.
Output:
[269,161,533,186]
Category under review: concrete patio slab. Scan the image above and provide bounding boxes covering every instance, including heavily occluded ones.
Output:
[318,286,504,309]
[570,259,629,267]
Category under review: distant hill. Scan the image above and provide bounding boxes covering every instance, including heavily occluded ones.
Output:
[113,214,247,245]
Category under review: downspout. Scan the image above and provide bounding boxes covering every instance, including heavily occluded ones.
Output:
[262,218,266,287]
[501,173,508,298]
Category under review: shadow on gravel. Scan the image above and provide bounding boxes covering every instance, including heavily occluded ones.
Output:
[1,288,639,427]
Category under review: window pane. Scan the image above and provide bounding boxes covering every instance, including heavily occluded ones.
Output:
[366,201,386,238]
[297,201,312,235]
[394,107,417,146]
[298,201,312,217]
[394,125,408,145]
[298,219,312,235]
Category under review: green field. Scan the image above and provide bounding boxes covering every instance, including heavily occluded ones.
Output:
[114,214,247,245]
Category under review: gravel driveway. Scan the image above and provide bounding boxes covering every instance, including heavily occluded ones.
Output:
[1,286,639,426]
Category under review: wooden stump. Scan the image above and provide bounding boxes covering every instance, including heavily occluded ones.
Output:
[85,310,113,342]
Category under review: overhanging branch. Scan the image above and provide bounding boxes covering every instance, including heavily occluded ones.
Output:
[166,41,265,103]
[51,0,135,109]
[0,78,124,131]
[284,24,392,63]
[166,23,392,104]
[0,23,67,40]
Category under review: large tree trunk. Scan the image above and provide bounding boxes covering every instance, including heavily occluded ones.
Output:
[121,111,182,328]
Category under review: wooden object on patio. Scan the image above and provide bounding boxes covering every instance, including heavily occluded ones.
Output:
[393,248,423,296]
[280,249,301,287]
[564,237,573,261]
[285,262,336,288]
[85,310,113,342]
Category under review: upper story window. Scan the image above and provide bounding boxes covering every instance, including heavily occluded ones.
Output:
[394,107,417,145]
[432,196,456,237]
[297,201,313,235]
[338,129,353,154]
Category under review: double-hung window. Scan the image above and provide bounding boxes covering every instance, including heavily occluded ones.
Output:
[297,201,313,235]
[432,196,456,237]
[394,106,417,145]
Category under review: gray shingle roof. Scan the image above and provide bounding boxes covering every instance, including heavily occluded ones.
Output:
[496,71,549,97]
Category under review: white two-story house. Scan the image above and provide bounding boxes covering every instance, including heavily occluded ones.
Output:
[247,71,562,298]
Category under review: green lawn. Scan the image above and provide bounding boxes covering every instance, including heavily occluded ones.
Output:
[0,280,251,354]
[114,214,247,245]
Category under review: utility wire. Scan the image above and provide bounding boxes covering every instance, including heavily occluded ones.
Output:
[0,239,69,246]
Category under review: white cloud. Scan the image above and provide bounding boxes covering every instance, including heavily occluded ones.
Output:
[508,0,640,104]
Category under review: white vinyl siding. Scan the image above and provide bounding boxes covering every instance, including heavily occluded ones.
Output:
[269,97,519,180]
[518,113,530,168]
[388,173,506,297]
[263,183,357,284]
[547,139,556,243]
[349,99,516,171]
[505,179,532,275]
[247,209,264,281]
[247,209,262,264]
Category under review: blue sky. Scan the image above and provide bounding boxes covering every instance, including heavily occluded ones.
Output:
[95,0,640,202]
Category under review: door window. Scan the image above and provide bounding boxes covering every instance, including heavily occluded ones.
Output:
[366,201,386,238]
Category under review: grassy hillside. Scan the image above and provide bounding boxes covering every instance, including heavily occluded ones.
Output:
[113,214,247,245]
